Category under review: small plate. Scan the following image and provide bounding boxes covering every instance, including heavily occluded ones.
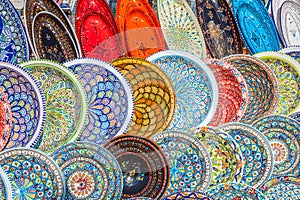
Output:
[147,50,218,131]
[163,191,213,199]
[232,0,280,54]
[219,122,274,188]
[158,0,207,58]
[111,57,175,137]
[0,148,65,199]
[52,142,123,199]
[0,89,12,151]
[254,51,300,115]
[32,11,79,63]
[64,58,134,144]
[151,131,212,195]
[196,0,243,58]
[280,46,300,63]
[0,62,45,149]
[20,60,88,153]
[0,166,12,199]
[103,135,170,199]
[222,54,278,124]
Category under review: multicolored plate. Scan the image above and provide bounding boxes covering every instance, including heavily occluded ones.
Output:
[280,46,300,63]
[254,51,300,115]
[0,148,65,199]
[0,0,29,63]
[116,0,166,58]
[51,142,123,199]
[252,115,300,177]
[151,131,212,195]
[163,191,213,199]
[260,176,300,199]
[158,0,207,58]
[0,88,12,151]
[232,0,280,54]
[289,111,300,123]
[103,135,170,199]
[20,60,88,153]
[219,123,274,188]
[192,126,243,187]
[206,182,266,200]
[64,58,134,144]
[147,50,218,131]
[222,54,278,124]
[196,0,243,58]
[0,62,45,149]
[0,166,12,200]
[111,57,175,137]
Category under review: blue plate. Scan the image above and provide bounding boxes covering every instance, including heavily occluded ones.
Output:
[232,0,280,54]
[289,111,300,123]
[280,46,300,63]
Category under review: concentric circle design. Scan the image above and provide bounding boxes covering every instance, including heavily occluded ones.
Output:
[163,191,213,199]
[151,131,212,195]
[51,142,123,199]
[21,60,88,153]
[0,88,12,151]
[0,166,12,200]
[111,57,175,137]
[270,140,288,164]
[0,148,65,199]
[104,135,170,199]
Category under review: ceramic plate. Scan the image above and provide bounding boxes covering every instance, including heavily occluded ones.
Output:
[196,0,243,58]
[158,0,207,58]
[252,115,300,177]
[0,62,45,149]
[219,123,273,188]
[0,0,30,63]
[280,46,300,63]
[111,57,175,137]
[32,11,79,63]
[64,58,134,144]
[106,0,117,16]
[116,0,166,58]
[204,59,246,126]
[260,176,300,199]
[289,111,300,123]
[254,51,300,115]
[232,0,280,54]
[207,182,266,200]
[151,131,212,195]
[163,191,213,199]
[192,126,243,187]
[127,198,154,200]
[0,166,12,199]
[52,142,123,199]
[0,89,12,151]
[104,135,170,199]
[147,50,218,131]
[21,60,88,153]
[0,148,65,199]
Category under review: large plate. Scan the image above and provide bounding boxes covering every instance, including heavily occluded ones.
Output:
[254,51,300,115]
[21,60,88,153]
[64,58,134,144]
[147,50,218,131]
[232,0,280,54]
[196,0,243,58]
[0,88,11,151]
[158,0,207,58]
[0,166,12,199]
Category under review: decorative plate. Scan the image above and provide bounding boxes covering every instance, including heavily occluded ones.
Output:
[280,46,300,63]
[0,62,45,149]
[260,176,300,199]
[116,0,166,58]
[64,58,134,144]
[252,115,300,177]
[106,0,117,16]
[254,51,300,115]
[219,123,274,188]
[32,11,79,63]
[127,198,154,200]
[204,59,246,126]
[278,1,300,47]
[147,50,218,131]
[51,142,123,199]
[196,0,243,58]
[232,0,280,54]
[163,191,213,199]
[0,0,29,63]
[206,182,266,200]
[157,0,207,58]
[0,166,12,199]
[222,54,279,124]
[151,131,212,195]
[103,135,170,199]
[0,148,65,199]
[24,0,81,56]
[192,126,243,187]
[20,60,88,153]
[147,0,158,15]
[0,88,12,151]
[289,111,300,123]
[111,57,175,137]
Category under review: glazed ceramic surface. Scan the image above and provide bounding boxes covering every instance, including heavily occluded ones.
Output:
[0,166,12,200]
[163,191,213,199]
[280,46,300,63]
[0,89,12,151]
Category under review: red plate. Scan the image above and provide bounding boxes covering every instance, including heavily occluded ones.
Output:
[0,89,12,151]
